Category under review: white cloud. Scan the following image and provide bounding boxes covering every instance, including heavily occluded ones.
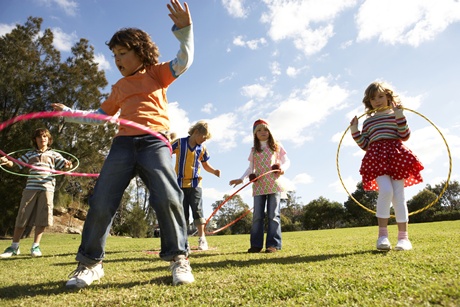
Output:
[207,113,240,151]
[330,175,357,195]
[51,27,77,51]
[356,0,460,47]
[168,102,191,137]
[286,66,301,78]
[0,23,15,37]
[267,76,351,145]
[292,173,313,185]
[406,126,457,168]
[201,103,215,114]
[240,83,273,100]
[270,61,281,76]
[237,99,256,113]
[94,53,111,71]
[36,0,79,16]
[233,35,267,50]
[219,72,236,83]
[261,0,357,56]
[222,0,248,18]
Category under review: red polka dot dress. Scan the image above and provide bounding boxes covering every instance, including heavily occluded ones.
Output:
[352,112,424,191]
[360,139,424,191]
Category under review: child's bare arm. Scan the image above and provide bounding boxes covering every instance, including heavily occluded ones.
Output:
[202,161,220,177]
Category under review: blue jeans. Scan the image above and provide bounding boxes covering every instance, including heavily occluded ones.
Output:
[250,193,282,250]
[76,135,187,264]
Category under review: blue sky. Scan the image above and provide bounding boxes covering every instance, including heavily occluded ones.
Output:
[1,0,459,219]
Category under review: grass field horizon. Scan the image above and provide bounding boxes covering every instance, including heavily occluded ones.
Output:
[0,220,459,306]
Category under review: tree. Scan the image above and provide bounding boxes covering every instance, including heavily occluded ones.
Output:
[210,194,252,235]
[407,189,438,223]
[280,191,304,231]
[343,182,378,227]
[0,17,115,234]
[426,181,460,212]
[303,196,345,230]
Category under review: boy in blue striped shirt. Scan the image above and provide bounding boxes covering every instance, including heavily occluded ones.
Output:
[171,121,220,250]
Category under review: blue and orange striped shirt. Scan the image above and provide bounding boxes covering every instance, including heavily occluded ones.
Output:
[172,136,210,188]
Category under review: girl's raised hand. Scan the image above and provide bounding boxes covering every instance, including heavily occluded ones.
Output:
[391,101,404,118]
[350,116,358,127]
[167,0,191,29]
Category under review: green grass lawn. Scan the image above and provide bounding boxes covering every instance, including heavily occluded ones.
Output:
[0,220,459,306]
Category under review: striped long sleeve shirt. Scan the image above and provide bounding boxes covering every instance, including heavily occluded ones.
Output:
[17,149,68,192]
[352,113,410,151]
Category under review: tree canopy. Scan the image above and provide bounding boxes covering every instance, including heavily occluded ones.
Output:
[0,17,115,234]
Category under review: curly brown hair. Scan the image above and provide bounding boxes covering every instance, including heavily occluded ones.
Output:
[106,28,160,66]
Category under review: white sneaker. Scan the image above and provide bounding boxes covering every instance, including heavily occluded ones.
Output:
[66,262,104,289]
[0,246,20,258]
[31,246,42,257]
[198,237,208,251]
[170,256,195,286]
[395,239,412,251]
[376,236,391,251]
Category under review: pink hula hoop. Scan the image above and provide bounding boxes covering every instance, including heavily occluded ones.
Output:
[205,169,279,235]
[0,111,172,177]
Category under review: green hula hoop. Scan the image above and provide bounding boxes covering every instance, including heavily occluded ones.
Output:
[336,106,452,217]
[0,148,80,177]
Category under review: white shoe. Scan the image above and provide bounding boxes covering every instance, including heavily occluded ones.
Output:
[395,239,412,251]
[198,237,208,251]
[0,246,20,258]
[170,256,194,286]
[376,236,391,251]
[66,262,104,289]
[31,246,42,257]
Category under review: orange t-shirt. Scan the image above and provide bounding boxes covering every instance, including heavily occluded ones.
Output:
[101,62,176,136]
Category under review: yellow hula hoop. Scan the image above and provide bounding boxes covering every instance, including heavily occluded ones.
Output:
[336,106,452,217]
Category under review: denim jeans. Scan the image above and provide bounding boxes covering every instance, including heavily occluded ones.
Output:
[76,135,187,264]
[250,193,282,250]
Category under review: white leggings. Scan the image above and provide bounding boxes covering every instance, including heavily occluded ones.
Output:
[375,175,408,223]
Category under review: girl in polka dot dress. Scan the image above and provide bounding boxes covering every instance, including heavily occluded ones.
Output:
[229,119,290,254]
[350,81,424,251]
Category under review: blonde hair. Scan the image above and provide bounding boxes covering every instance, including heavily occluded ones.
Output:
[188,120,212,139]
[362,81,401,113]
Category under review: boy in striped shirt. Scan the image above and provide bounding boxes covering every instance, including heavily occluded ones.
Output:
[172,121,220,250]
[0,128,72,258]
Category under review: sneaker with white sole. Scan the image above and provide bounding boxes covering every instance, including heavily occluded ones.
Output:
[395,239,412,251]
[170,256,195,286]
[66,262,104,289]
[0,246,20,258]
[376,236,391,251]
[198,237,208,251]
[31,246,42,257]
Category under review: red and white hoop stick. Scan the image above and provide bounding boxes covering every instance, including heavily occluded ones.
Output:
[0,111,172,177]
